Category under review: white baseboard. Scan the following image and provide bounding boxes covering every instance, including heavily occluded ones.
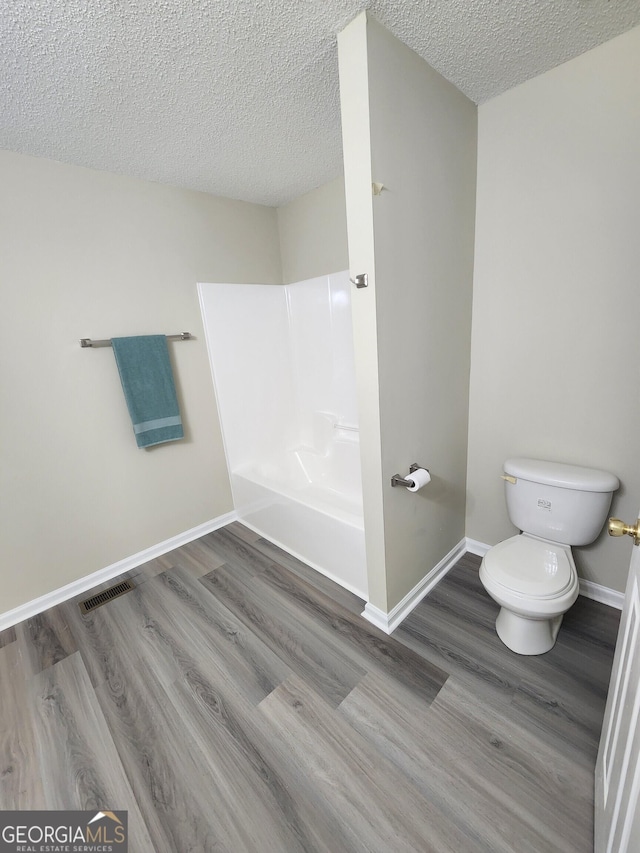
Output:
[465,537,490,557]
[465,537,624,611]
[0,511,238,631]
[578,578,624,610]
[7,519,622,635]
[362,538,467,635]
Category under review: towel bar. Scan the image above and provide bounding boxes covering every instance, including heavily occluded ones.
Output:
[80,332,193,348]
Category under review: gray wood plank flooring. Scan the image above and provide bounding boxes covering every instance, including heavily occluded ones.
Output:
[0,643,45,810]
[0,526,619,851]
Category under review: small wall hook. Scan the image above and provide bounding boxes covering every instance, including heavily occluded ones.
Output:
[350,273,368,289]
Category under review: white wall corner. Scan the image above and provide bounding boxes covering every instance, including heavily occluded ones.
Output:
[362,538,467,634]
[465,537,491,557]
[0,511,238,632]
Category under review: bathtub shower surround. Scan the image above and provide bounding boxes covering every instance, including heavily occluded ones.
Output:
[198,272,367,598]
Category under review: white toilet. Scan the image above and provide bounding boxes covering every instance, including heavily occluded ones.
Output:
[479,458,619,655]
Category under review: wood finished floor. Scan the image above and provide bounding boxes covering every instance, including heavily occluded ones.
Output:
[0,522,620,852]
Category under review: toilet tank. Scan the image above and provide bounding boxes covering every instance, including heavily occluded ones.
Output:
[503,458,619,546]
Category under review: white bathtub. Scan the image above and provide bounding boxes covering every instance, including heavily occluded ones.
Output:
[231,438,367,599]
[199,274,365,598]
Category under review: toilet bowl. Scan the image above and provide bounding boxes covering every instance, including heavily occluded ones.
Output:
[479,534,580,655]
[479,458,619,655]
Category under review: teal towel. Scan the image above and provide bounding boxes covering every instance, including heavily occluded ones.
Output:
[111,335,184,448]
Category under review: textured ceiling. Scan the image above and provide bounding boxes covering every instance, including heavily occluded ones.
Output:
[2,1,639,206]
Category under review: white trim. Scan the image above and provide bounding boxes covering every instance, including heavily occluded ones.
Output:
[465,537,491,557]
[579,578,624,611]
[466,537,624,611]
[362,538,467,634]
[0,511,238,631]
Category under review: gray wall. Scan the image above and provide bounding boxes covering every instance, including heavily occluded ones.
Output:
[0,150,281,613]
[340,13,477,611]
[277,176,348,283]
[466,26,640,592]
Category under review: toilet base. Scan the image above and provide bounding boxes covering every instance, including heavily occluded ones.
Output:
[495,607,563,656]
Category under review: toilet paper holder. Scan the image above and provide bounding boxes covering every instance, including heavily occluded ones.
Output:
[391,463,429,488]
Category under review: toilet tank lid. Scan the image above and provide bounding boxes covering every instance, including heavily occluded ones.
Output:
[504,458,619,492]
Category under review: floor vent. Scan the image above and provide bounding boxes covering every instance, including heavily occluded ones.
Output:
[79,579,135,614]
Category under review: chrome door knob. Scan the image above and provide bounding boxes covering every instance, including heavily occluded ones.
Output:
[608,517,640,546]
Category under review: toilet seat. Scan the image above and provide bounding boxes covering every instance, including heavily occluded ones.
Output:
[482,535,574,599]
